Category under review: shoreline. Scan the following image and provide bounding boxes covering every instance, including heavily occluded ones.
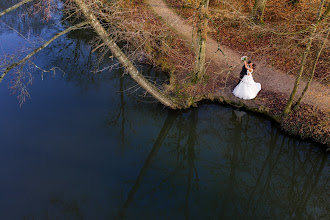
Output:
[171,91,329,149]
[89,0,330,148]
[143,0,330,148]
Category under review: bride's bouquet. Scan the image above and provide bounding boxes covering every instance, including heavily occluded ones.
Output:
[241,56,247,62]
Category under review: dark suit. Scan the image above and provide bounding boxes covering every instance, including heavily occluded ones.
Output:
[240,65,247,79]
[237,65,247,85]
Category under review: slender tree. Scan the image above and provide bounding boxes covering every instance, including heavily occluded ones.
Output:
[282,0,326,115]
[293,26,330,109]
[292,2,330,109]
[252,0,267,24]
[194,0,209,82]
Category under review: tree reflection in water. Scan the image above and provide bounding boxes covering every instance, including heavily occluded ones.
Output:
[119,110,178,219]
[1,1,328,219]
[116,105,328,219]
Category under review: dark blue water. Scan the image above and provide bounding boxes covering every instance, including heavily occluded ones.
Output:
[0,1,329,219]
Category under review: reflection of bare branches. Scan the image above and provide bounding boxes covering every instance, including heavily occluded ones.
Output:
[92,62,120,74]
[0,21,89,105]
[29,0,59,21]
[0,21,37,47]
[216,110,244,219]
[119,74,126,146]
[5,59,64,106]
[47,192,84,219]
[251,132,284,216]
[8,64,32,106]
[152,114,189,188]
[289,150,328,219]
[184,108,199,220]
[0,20,89,83]
[247,129,280,209]
[119,111,177,218]
[28,60,65,78]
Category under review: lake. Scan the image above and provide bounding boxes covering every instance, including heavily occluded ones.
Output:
[0,1,328,219]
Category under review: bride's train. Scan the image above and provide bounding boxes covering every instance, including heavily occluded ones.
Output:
[233,74,261,100]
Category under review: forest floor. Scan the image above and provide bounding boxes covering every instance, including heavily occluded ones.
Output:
[146,0,329,146]
[146,0,330,112]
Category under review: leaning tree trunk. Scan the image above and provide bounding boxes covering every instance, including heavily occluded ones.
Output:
[0,21,89,83]
[293,26,330,109]
[72,0,180,109]
[195,0,209,82]
[252,0,267,24]
[282,0,325,115]
[0,0,33,18]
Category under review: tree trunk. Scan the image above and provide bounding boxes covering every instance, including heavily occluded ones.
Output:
[320,1,330,20]
[293,26,330,109]
[72,0,180,109]
[0,0,33,18]
[252,0,267,24]
[282,0,325,115]
[0,21,89,83]
[195,0,209,82]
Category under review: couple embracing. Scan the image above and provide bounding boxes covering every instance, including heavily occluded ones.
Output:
[233,57,261,100]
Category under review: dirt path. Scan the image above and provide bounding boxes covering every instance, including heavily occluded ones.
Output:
[146,0,330,112]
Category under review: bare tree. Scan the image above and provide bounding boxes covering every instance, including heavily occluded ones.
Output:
[1,0,184,108]
[282,0,326,115]
[252,0,267,24]
[294,25,330,109]
[72,0,180,109]
[194,0,210,82]
[293,2,330,109]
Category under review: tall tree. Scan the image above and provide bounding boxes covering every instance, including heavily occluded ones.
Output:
[194,0,209,82]
[252,0,267,24]
[293,2,330,109]
[294,26,330,109]
[282,0,326,115]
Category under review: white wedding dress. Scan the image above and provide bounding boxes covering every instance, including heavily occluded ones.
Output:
[233,69,261,100]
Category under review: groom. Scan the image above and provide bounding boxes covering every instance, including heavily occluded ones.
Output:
[238,60,252,84]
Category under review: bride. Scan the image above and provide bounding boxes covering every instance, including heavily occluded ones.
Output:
[233,61,261,100]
